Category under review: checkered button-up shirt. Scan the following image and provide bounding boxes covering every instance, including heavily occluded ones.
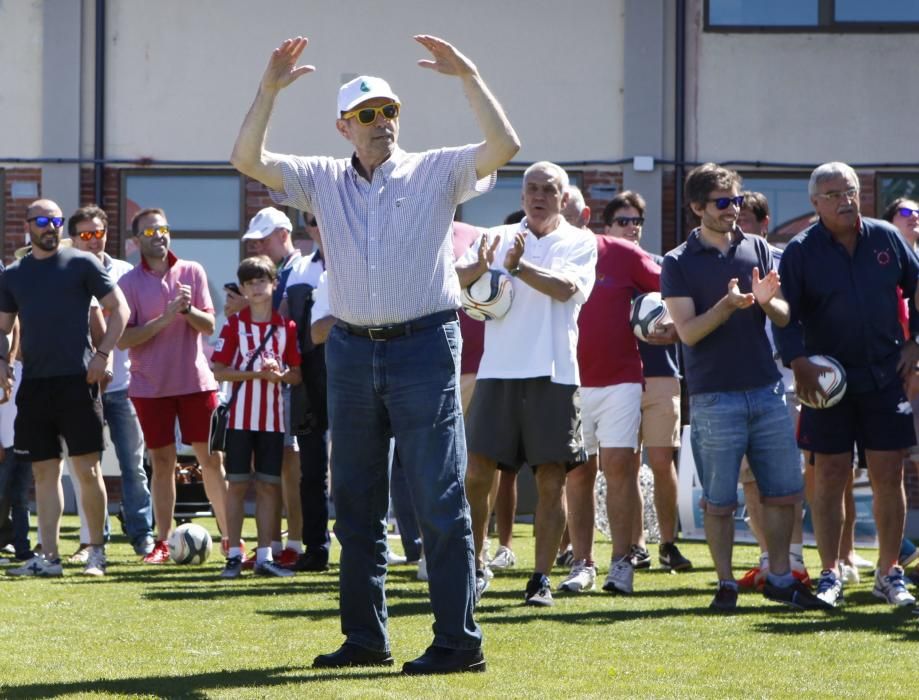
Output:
[270,144,494,326]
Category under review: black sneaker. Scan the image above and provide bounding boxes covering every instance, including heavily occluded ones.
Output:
[294,550,330,572]
[555,546,574,568]
[659,542,693,572]
[709,582,738,612]
[220,555,243,579]
[524,573,554,607]
[631,545,651,570]
[763,578,833,611]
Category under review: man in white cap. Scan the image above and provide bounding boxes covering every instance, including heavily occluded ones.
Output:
[227,206,309,569]
[232,34,518,674]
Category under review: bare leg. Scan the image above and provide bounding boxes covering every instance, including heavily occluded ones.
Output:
[865,449,906,572]
[224,481,248,551]
[495,470,517,549]
[810,453,851,572]
[32,459,63,559]
[255,480,283,550]
[760,502,794,575]
[147,444,178,541]
[192,443,228,537]
[69,453,107,545]
[281,447,302,543]
[705,511,735,581]
[565,455,597,561]
[647,446,679,543]
[601,446,640,561]
[533,463,567,575]
[466,452,498,570]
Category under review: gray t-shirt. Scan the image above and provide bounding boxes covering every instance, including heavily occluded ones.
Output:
[0,247,115,379]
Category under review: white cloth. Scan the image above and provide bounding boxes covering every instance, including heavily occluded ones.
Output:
[311,271,330,323]
[101,255,134,393]
[463,219,597,385]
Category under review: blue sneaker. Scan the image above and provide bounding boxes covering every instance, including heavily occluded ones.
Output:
[899,539,919,568]
[815,569,843,608]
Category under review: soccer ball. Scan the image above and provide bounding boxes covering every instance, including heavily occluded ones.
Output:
[168,523,213,565]
[630,292,671,342]
[461,269,514,321]
[799,355,847,409]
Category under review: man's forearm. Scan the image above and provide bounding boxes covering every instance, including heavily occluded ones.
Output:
[456,261,488,289]
[118,316,170,349]
[670,297,735,347]
[514,261,576,302]
[760,297,790,327]
[183,307,216,336]
[462,72,520,178]
[231,86,284,191]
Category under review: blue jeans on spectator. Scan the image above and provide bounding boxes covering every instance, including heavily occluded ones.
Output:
[690,380,803,514]
[0,447,32,558]
[389,442,423,562]
[299,428,331,557]
[103,390,154,551]
[326,319,480,653]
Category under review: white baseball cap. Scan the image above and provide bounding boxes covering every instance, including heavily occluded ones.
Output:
[337,75,400,117]
[242,207,292,240]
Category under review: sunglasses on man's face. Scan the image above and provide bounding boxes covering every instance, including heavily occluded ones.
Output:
[612,216,644,227]
[342,102,400,125]
[898,207,919,218]
[78,230,106,241]
[28,216,65,228]
[141,225,170,237]
[707,195,745,210]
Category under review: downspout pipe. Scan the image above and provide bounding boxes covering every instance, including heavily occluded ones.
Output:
[674,0,686,244]
[94,0,105,204]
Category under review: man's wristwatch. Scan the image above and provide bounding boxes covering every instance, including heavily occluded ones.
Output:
[507,265,521,277]
[180,305,192,315]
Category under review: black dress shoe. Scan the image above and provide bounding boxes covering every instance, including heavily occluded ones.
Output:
[295,551,330,572]
[402,645,486,675]
[313,643,394,668]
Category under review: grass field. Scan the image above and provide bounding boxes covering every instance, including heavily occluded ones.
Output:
[0,516,916,699]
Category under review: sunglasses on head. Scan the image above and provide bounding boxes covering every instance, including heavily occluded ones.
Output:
[342,102,400,125]
[612,216,644,227]
[141,225,170,237]
[707,195,745,210]
[28,216,65,228]
[78,230,106,241]
[898,207,919,218]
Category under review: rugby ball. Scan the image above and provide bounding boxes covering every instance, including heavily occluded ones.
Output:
[462,269,514,321]
[168,523,213,565]
[630,292,672,342]
[799,355,846,410]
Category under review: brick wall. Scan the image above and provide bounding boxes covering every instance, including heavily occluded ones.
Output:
[79,168,123,257]
[2,168,41,265]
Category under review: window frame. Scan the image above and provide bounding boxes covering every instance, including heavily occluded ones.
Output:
[704,0,919,33]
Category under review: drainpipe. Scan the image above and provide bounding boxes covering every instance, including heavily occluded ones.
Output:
[94,0,106,204]
[674,0,686,243]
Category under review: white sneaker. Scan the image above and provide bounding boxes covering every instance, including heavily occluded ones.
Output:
[83,547,106,577]
[386,549,407,566]
[558,559,596,592]
[602,556,634,594]
[815,569,844,607]
[873,565,916,607]
[840,563,860,585]
[7,555,64,578]
[488,545,516,570]
[417,557,428,582]
[69,545,90,564]
[850,553,874,569]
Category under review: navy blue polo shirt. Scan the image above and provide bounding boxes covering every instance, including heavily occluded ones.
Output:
[661,228,778,395]
[776,216,919,394]
[638,253,680,378]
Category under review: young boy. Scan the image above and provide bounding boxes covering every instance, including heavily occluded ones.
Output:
[211,255,302,578]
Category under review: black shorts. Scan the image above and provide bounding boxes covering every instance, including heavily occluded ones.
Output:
[224,429,285,484]
[466,377,586,471]
[797,379,916,454]
[14,374,104,462]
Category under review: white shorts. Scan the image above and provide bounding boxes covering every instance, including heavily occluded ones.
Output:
[581,383,642,454]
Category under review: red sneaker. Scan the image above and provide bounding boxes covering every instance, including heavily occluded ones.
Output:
[277,548,299,569]
[242,549,257,570]
[143,540,170,565]
[221,537,245,557]
[792,567,812,588]
[737,566,765,591]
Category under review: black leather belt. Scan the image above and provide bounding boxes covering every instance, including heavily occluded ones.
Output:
[336,310,458,341]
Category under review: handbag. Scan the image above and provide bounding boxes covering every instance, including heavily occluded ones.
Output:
[208,324,277,454]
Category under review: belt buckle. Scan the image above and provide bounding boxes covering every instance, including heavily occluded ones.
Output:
[367,326,388,341]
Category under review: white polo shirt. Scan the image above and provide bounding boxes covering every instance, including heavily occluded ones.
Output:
[461,218,597,385]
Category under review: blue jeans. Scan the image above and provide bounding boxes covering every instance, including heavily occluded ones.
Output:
[0,448,32,557]
[103,390,153,548]
[389,442,423,562]
[690,380,803,514]
[326,319,480,652]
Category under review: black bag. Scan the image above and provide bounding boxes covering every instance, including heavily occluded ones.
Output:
[208,325,277,454]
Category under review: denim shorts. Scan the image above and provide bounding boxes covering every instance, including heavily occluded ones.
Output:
[690,380,803,515]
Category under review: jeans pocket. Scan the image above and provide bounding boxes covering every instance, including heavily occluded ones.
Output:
[690,392,719,409]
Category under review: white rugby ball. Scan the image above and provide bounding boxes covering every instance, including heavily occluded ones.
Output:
[630,292,672,342]
[168,523,213,565]
[462,269,514,321]
[799,355,847,409]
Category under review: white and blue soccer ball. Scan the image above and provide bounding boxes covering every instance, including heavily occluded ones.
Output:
[168,523,213,565]
[462,269,514,321]
[800,355,847,409]
[630,292,671,342]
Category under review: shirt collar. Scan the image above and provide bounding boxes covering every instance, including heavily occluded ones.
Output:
[685,227,745,254]
[140,249,178,271]
[813,215,866,243]
[348,146,406,183]
[239,306,283,326]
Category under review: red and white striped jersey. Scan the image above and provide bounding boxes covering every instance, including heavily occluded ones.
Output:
[212,308,301,433]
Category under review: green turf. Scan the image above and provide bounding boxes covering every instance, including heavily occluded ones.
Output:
[0,517,915,699]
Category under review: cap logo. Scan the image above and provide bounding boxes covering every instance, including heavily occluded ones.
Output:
[360,81,371,92]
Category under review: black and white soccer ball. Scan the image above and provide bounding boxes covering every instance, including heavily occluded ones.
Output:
[630,292,671,342]
[461,269,514,321]
[799,355,847,409]
[168,523,213,565]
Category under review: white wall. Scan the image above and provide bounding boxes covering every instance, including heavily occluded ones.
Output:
[0,0,43,157]
[94,0,624,164]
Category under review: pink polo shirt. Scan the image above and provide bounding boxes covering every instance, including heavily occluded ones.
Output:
[118,251,219,398]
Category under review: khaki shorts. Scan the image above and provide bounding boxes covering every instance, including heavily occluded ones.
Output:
[639,376,681,448]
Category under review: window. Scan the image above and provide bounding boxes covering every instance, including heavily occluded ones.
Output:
[739,175,813,245]
[120,170,244,348]
[877,173,919,212]
[458,171,582,228]
[706,0,919,31]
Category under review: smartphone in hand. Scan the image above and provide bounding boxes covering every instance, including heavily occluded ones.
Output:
[224,282,240,295]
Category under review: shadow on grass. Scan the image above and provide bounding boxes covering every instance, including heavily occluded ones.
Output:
[753,604,919,640]
[0,665,400,699]
[142,581,340,601]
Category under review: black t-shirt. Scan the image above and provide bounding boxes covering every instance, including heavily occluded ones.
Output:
[0,247,115,379]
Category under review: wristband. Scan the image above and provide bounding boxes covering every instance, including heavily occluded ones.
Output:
[180,305,192,315]
[95,349,109,358]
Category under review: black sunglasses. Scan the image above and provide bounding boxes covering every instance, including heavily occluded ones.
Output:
[612,216,644,227]
[707,196,745,210]
[28,216,65,228]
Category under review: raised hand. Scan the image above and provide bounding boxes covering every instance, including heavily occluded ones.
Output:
[477,232,501,271]
[752,267,781,305]
[261,37,316,93]
[726,277,755,309]
[414,35,477,78]
[504,232,526,272]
